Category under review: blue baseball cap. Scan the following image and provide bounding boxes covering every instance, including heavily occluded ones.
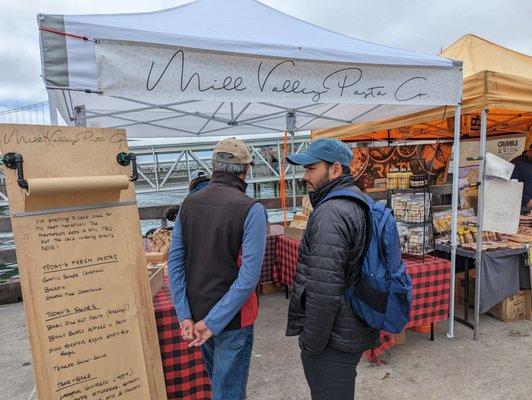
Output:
[287,138,353,167]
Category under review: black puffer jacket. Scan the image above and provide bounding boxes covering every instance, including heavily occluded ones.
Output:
[286,175,379,355]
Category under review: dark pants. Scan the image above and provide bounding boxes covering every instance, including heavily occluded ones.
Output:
[200,326,254,400]
[301,346,363,400]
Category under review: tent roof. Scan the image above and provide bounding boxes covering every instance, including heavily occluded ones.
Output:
[313,34,532,142]
[440,34,532,79]
[39,0,461,138]
[45,0,451,67]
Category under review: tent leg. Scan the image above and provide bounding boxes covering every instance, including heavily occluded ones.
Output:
[286,112,297,212]
[74,105,87,127]
[447,104,461,340]
[474,109,488,340]
[47,90,58,125]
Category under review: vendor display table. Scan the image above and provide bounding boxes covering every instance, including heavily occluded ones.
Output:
[275,235,451,363]
[260,224,284,283]
[153,277,211,400]
[435,244,530,316]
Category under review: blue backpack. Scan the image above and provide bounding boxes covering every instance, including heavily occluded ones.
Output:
[318,188,412,334]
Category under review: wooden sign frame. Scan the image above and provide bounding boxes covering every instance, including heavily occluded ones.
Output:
[0,124,167,400]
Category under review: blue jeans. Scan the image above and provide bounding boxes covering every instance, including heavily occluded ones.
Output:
[201,326,254,400]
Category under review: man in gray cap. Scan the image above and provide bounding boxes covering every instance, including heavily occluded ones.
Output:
[285,138,378,400]
[168,138,267,400]
[189,169,210,194]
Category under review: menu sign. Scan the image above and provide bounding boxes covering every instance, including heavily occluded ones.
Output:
[0,124,166,400]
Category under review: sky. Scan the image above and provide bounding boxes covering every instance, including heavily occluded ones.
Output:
[1,0,531,110]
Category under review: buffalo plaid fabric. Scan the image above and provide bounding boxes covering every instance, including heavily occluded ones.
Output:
[273,235,300,286]
[365,255,451,363]
[153,277,212,399]
[274,238,451,364]
[260,225,285,283]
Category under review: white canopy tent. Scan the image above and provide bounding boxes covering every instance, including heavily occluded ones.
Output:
[38,0,464,336]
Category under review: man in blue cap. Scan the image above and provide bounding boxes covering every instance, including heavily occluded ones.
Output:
[285,138,379,400]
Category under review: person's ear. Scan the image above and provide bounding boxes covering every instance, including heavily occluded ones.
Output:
[329,162,343,179]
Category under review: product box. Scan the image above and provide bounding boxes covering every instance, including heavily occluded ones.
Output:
[394,330,406,345]
[456,271,476,305]
[489,290,529,323]
[284,226,305,241]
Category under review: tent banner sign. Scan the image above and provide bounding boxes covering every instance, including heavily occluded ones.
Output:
[96,40,461,106]
[459,134,527,166]
[351,143,452,191]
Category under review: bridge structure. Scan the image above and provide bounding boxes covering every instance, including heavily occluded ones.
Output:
[0,101,311,206]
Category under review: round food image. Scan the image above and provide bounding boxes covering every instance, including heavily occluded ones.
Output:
[369,146,395,162]
[350,147,369,180]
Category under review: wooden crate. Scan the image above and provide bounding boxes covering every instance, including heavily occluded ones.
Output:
[489,290,530,323]
[145,250,168,263]
[148,265,165,298]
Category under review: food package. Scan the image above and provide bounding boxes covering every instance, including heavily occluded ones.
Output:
[146,228,172,253]
[302,195,313,216]
[391,193,432,223]
[290,213,309,229]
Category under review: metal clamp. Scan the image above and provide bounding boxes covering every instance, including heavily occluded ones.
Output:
[116,152,138,182]
[1,152,28,189]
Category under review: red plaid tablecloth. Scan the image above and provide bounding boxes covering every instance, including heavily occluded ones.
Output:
[260,225,284,283]
[274,237,451,364]
[273,235,300,286]
[153,277,211,399]
[366,255,451,363]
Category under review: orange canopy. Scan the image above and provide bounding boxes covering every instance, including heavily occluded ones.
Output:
[313,35,532,142]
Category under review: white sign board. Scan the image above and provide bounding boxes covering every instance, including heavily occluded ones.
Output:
[483,179,523,234]
[96,40,462,106]
[460,135,527,166]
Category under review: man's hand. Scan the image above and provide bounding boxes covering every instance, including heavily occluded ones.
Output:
[527,198,532,208]
[188,320,213,347]
[179,319,195,342]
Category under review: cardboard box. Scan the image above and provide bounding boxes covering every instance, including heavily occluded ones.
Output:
[394,330,406,345]
[456,271,476,305]
[527,290,532,321]
[284,226,305,241]
[489,290,529,323]
[259,281,279,295]
[456,272,530,323]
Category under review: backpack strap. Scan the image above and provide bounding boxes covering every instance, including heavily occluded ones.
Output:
[316,188,373,209]
[315,188,374,285]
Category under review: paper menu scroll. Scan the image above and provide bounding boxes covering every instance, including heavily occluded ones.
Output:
[26,175,130,196]
[0,124,167,400]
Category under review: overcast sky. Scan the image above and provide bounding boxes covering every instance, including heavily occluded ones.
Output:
[1,0,530,109]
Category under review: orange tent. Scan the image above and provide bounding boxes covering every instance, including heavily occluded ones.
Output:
[313,35,532,142]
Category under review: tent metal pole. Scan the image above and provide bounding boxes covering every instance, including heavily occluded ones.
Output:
[47,90,58,125]
[74,105,87,127]
[286,112,297,211]
[474,108,488,340]
[447,104,461,339]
